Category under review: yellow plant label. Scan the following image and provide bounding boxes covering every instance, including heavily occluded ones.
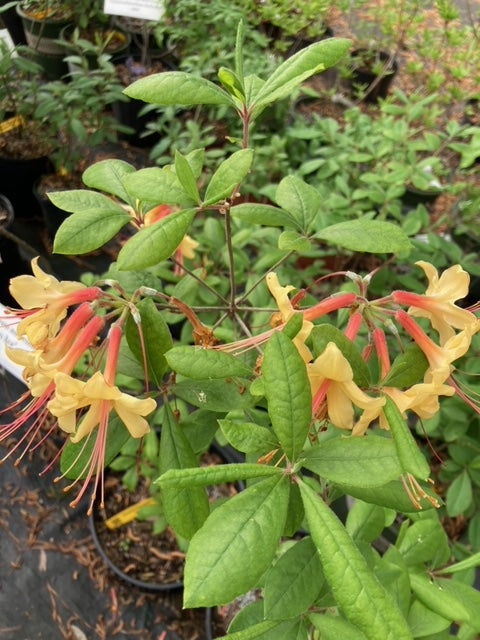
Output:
[104,497,156,529]
[0,115,24,134]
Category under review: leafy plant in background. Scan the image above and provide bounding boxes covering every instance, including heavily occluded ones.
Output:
[2,23,480,640]
[35,54,129,175]
[0,40,54,157]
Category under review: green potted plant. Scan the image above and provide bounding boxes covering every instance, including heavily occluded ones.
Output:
[31,54,130,235]
[15,0,73,77]
[59,0,131,70]
[0,40,55,217]
[247,0,334,56]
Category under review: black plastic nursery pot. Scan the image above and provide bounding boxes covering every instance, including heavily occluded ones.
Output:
[350,48,398,102]
[60,25,132,71]
[89,442,243,593]
[0,153,52,220]
[33,178,70,238]
[16,3,71,78]
[112,53,176,147]
[401,184,442,208]
[0,193,29,305]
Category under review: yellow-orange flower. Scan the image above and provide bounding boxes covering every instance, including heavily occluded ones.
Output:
[396,310,476,385]
[393,261,479,344]
[5,304,103,396]
[48,371,156,441]
[8,257,99,348]
[266,272,313,363]
[308,342,385,430]
[352,381,454,435]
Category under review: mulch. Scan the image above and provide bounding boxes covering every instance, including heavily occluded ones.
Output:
[0,372,209,640]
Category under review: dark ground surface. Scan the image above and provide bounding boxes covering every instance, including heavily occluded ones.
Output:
[0,372,210,640]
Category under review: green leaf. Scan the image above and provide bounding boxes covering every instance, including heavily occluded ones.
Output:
[435,551,480,575]
[183,474,290,606]
[158,403,210,540]
[125,298,173,387]
[60,414,130,479]
[275,175,320,232]
[215,619,305,640]
[433,578,480,631]
[231,202,296,228]
[218,66,245,102]
[219,419,279,454]
[203,149,254,205]
[316,218,412,253]
[346,501,388,543]
[311,324,370,388]
[407,599,451,638]
[309,613,368,640]
[281,313,304,342]
[174,150,201,203]
[409,573,471,624]
[301,435,402,488]
[117,208,196,270]
[48,189,126,215]
[299,480,413,639]
[383,395,430,480]
[123,166,196,207]
[278,230,311,252]
[82,159,136,202]
[157,463,283,490]
[264,537,324,620]
[446,470,473,517]
[396,518,450,567]
[172,378,255,412]
[124,71,234,106]
[165,345,252,379]
[252,38,351,110]
[53,209,131,255]
[336,478,440,513]
[262,331,311,461]
[381,344,428,387]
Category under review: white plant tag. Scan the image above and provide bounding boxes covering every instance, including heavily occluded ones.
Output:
[103,0,164,21]
[0,303,32,384]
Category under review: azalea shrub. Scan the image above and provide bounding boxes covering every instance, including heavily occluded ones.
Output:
[2,27,480,640]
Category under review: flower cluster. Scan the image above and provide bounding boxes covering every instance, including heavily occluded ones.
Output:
[221,260,480,439]
[0,259,156,513]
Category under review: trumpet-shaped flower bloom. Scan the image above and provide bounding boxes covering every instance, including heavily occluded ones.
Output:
[308,342,385,430]
[393,261,478,344]
[48,371,156,441]
[396,310,477,385]
[266,272,314,363]
[47,325,156,512]
[7,257,100,348]
[0,309,104,464]
[352,381,454,435]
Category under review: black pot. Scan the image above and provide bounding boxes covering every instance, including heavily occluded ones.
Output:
[0,194,29,305]
[0,154,53,219]
[283,25,334,58]
[111,54,175,147]
[89,442,243,591]
[33,183,70,239]
[0,0,27,45]
[60,25,131,71]
[89,510,184,591]
[401,184,442,208]
[350,49,398,102]
[16,3,71,78]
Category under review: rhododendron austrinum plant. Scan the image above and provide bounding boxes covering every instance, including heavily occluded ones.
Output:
[2,30,480,640]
